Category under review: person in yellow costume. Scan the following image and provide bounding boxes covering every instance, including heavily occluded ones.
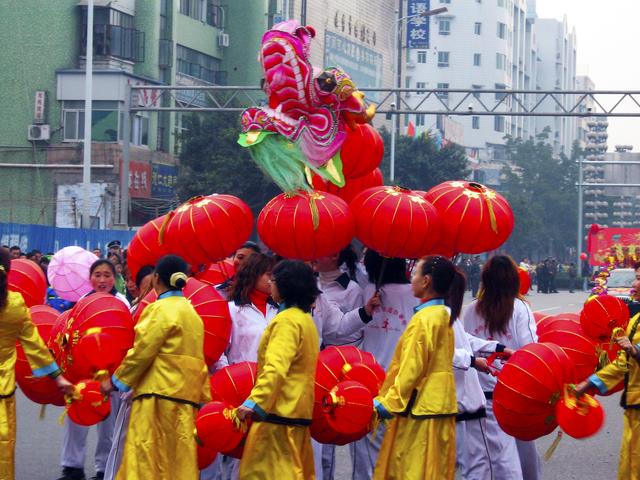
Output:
[373,255,466,480]
[576,293,640,480]
[236,260,321,479]
[100,254,210,480]
[0,247,72,480]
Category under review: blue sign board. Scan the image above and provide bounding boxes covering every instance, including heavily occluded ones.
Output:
[324,31,383,93]
[152,163,178,199]
[406,0,431,49]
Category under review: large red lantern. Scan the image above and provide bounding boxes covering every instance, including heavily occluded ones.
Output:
[126,215,168,278]
[210,362,257,407]
[555,391,604,439]
[63,293,134,383]
[340,124,384,179]
[67,380,111,426]
[492,342,576,440]
[15,305,65,406]
[425,181,514,254]
[195,401,244,453]
[580,295,630,342]
[350,186,441,259]
[258,190,355,260]
[8,259,47,307]
[196,259,236,287]
[322,380,373,435]
[163,195,254,267]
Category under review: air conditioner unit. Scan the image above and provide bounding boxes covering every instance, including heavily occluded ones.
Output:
[218,33,230,48]
[28,124,50,141]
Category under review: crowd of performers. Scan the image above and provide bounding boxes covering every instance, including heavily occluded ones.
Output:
[2,244,640,480]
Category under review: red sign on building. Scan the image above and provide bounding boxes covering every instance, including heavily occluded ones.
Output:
[120,160,152,198]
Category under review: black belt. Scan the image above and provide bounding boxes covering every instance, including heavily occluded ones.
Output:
[456,407,487,422]
[133,393,199,408]
[0,388,16,399]
[258,413,312,427]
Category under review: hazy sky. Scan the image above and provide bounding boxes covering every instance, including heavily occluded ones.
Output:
[535,0,640,150]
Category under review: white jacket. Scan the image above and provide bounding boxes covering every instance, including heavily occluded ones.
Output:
[226,300,279,365]
[318,271,364,314]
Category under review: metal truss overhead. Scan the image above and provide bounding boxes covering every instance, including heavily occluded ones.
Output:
[130,85,640,117]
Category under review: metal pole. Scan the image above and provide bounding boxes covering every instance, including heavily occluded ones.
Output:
[390,9,400,183]
[577,155,584,266]
[120,84,132,227]
[81,0,94,228]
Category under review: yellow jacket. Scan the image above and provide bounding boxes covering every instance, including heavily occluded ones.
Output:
[589,313,640,407]
[0,291,59,396]
[243,306,319,424]
[376,299,457,418]
[113,292,210,405]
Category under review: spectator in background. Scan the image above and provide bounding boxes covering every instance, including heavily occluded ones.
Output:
[568,262,577,293]
[93,248,103,259]
[548,258,559,293]
[537,260,548,293]
[107,253,127,296]
[582,259,592,291]
[9,246,20,259]
[106,240,123,259]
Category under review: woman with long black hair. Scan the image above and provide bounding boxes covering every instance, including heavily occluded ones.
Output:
[463,254,539,480]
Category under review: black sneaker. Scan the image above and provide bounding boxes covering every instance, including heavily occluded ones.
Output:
[91,473,104,480]
[56,467,86,480]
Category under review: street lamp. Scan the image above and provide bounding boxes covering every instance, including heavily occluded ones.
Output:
[390,7,448,182]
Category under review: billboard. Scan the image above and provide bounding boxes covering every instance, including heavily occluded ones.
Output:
[586,224,640,266]
[151,163,178,199]
[406,0,431,49]
[324,31,383,92]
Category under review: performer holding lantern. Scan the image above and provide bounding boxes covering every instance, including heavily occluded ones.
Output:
[100,255,210,480]
[235,260,320,479]
[463,255,539,480]
[373,256,465,480]
[0,247,72,480]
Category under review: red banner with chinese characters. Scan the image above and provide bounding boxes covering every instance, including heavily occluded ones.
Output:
[120,160,152,198]
[586,224,640,266]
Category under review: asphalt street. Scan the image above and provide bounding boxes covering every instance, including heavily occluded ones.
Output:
[14,289,622,479]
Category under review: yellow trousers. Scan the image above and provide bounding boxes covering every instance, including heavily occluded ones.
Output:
[239,422,315,479]
[116,396,199,480]
[0,395,16,480]
[619,409,640,480]
[374,415,456,480]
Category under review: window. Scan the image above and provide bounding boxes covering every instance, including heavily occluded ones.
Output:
[494,116,505,132]
[132,114,150,146]
[417,51,427,64]
[176,44,226,84]
[180,0,223,27]
[496,53,506,70]
[62,101,120,142]
[416,82,427,94]
[497,22,506,39]
[472,116,480,129]
[437,83,449,99]
[439,19,451,35]
[416,114,425,127]
[440,0,451,3]
[472,84,482,99]
[438,51,450,67]
[81,7,144,62]
[498,0,505,6]
[473,53,481,66]
[495,83,507,101]
[474,22,482,35]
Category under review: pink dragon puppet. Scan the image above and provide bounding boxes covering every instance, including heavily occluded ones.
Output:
[238,20,376,192]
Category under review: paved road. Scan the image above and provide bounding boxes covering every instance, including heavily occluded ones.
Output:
[15,290,622,479]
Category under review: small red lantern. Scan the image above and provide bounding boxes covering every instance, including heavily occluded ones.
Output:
[163,195,254,268]
[15,305,65,406]
[210,362,257,407]
[350,186,442,259]
[493,342,576,440]
[196,259,236,287]
[67,380,111,426]
[8,259,47,307]
[315,346,379,399]
[341,362,386,396]
[555,391,605,439]
[126,215,168,279]
[580,252,588,261]
[425,181,514,254]
[518,268,531,295]
[197,444,218,470]
[322,381,373,435]
[258,190,355,261]
[195,401,244,453]
[339,124,384,180]
[310,401,370,445]
[580,295,630,342]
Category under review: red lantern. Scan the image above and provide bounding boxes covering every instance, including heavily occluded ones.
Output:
[518,268,531,295]
[536,315,580,337]
[350,186,442,259]
[195,401,244,453]
[314,169,385,204]
[197,444,218,470]
[580,252,588,261]
[63,293,134,383]
[538,320,599,382]
[322,380,373,435]
[8,259,47,307]
[49,310,71,363]
[341,362,386,396]
[210,362,257,407]
[493,342,576,440]
[67,380,111,426]
[126,215,169,279]
[15,305,65,406]
[555,391,605,439]
[533,312,555,326]
[580,295,630,342]
[315,346,379,398]
[258,190,355,261]
[163,195,254,267]
[340,124,384,179]
[425,181,514,254]
[196,259,236,287]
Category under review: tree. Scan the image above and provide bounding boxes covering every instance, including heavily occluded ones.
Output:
[177,112,280,215]
[379,128,471,190]
[500,129,579,261]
